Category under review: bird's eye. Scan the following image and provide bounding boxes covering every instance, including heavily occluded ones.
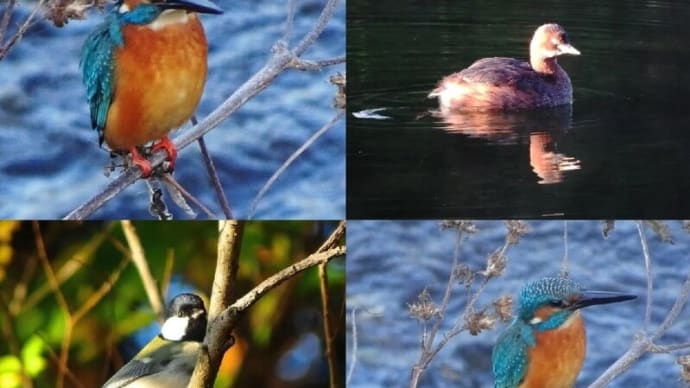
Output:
[560,32,568,42]
[548,300,564,308]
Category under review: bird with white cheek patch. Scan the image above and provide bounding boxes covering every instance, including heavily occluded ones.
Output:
[102,293,207,388]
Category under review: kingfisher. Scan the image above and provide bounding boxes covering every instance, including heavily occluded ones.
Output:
[80,0,223,178]
[492,277,636,388]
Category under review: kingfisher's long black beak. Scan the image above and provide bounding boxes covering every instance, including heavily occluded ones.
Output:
[569,290,636,311]
[160,0,223,14]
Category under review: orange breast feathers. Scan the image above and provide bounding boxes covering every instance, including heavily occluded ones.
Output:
[104,11,208,151]
[521,310,586,388]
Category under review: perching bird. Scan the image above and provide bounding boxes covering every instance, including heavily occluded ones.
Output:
[102,293,207,388]
[81,0,223,177]
[492,277,636,388]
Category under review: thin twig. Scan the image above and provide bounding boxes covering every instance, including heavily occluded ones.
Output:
[120,220,164,320]
[191,114,233,219]
[346,308,358,385]
[294,0,338,56]
[0,0,17,46]
[39,333,87,388]
[652,271,690,342]
[317,220,346,252]
[231,246,344,312]
[0,0,46,60]
[283,0,298,43]
[72,257,128,323]
[197,135,233,218]
[589,221,690,387]
[249,110,344,218]
[637,221,653,333]
[189,242,345,388]
[319,261,338,388]
[33,222,71,388]
[313,55,346,67]
[411,227,466,388]
[160,173,217,219]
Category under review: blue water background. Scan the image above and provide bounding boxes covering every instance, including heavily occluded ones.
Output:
[346,220,690,387]
[0,0,344,219]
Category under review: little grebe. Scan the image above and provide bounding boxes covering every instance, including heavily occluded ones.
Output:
[428,23,580,111]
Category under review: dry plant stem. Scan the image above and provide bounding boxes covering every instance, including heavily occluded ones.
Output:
[283,0,297,43]
[411,224,515,388]
[317,220,346,252]
[0,0,46,60]
[410,228,465,388]
[188,243,346,387]
[588,221,690,387]
[19,227,111,314]
[0,0,16,45]
[33,222,127,388]
[33,222,70,388]
[346,308,358,385]
[233,246,344,311]
[319,261,338,388]
[159,173,217,218]
[637,221,653,332]
[191,114,233,218]
[313,55,346,67]
[120,220,164,319]
[294,0,337,56]
[249,110,345,217]
[63,0,343,220]
[40,337,86,388]
[197,135,233,218]
[0,294,33,388]
[652,274,690,341]
[161,250,175,298]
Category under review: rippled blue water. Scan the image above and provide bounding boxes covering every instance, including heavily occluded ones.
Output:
[0,0,344,219]
[347,220,690,387]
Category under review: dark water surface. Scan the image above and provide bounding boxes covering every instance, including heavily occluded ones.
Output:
[0,0,344,219]
[347,0,690,218]
[346,220,690,387]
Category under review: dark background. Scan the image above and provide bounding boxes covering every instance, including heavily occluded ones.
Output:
[348,0,690,218]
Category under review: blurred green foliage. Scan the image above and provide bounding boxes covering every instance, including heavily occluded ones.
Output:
[0,221,345,388]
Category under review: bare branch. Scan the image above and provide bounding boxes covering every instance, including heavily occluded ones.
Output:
[637,221,653,333]
[159,173,217,219]
[319,261,338,388]
[249,110,344,218]
[187,221,244,387]
[197,136,233,218]
[120,220,164,319]
[189,243,345,388]
[346,307,358,385]
[209,220,244,319]
[294,0,338,56]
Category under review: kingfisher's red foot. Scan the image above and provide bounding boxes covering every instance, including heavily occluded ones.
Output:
[151,136,178,172]
[129,147,153,178]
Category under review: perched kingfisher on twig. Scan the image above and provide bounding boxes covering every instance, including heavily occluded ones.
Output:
[492,277,636,388]
[80,0,223,177]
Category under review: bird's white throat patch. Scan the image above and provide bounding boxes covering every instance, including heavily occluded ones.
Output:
[161,316,189,341]
[149,10,190,31]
